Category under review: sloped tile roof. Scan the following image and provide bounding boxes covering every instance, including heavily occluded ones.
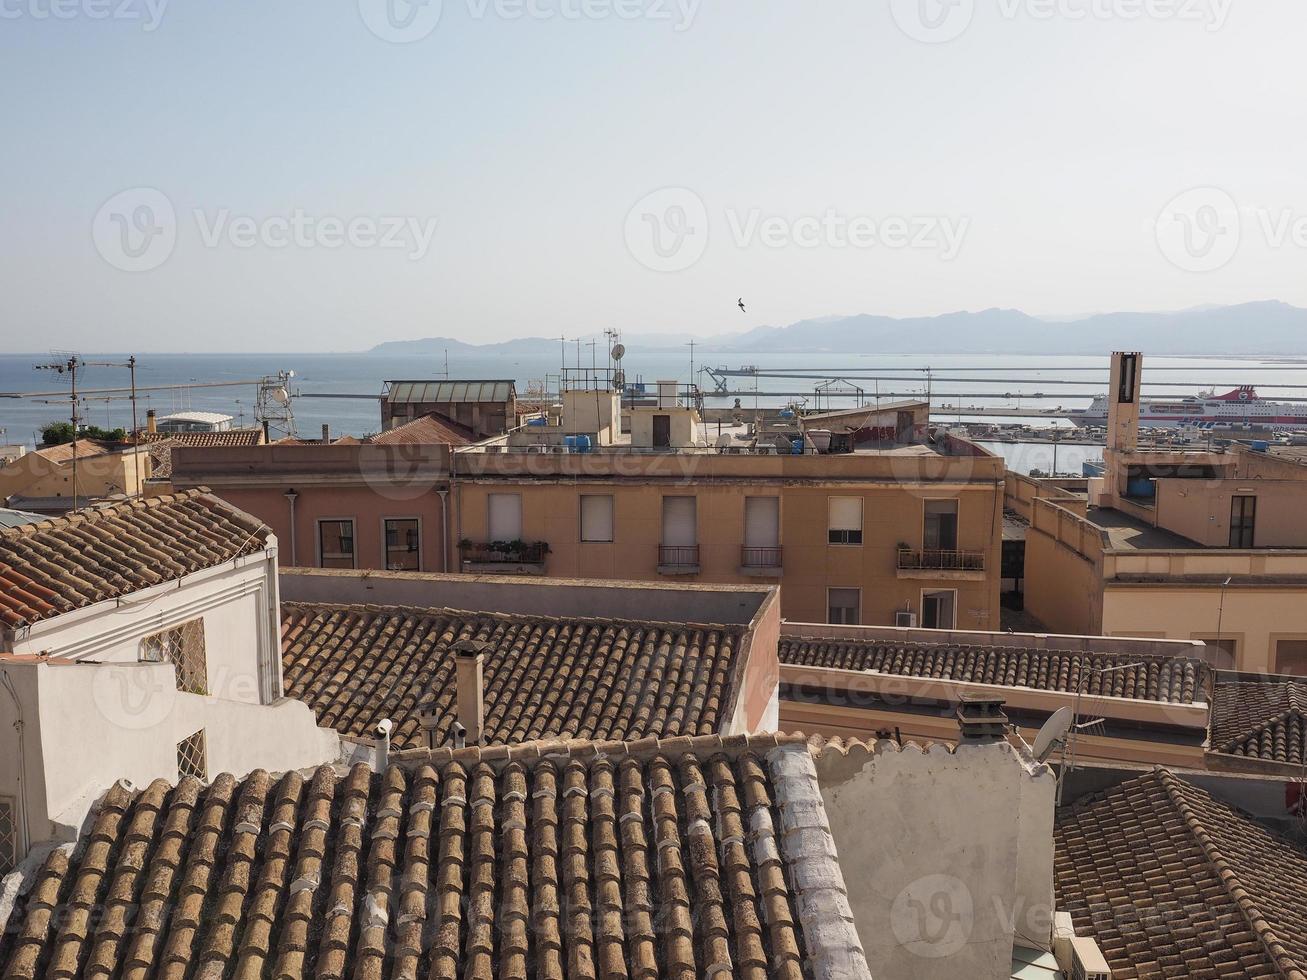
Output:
[368,412,476,446]
[145,429,266,479]
[779,636,1211,704]
[1,733,868,980]
[1210,679,1307,767]
[29,439,114,464]
[0,489,270,628]
[1054,769,1307,978]
[281,602,745,749]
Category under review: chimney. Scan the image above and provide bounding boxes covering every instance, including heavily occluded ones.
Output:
[453,639,488,745]
[956,695,1009,744]
[1103,351,1142,505]
[418,708,440,750]
[321,423,330,443]
[146,409,157,435]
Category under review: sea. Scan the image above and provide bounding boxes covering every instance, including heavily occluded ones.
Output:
[3,350,1304,475]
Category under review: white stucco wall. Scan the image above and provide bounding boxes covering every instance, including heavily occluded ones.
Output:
[814,739,1056,980]
[0,659,338,855]
[8,549,283,704]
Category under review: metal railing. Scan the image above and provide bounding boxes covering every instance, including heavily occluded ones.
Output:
[657,545,701,567]
[897,548,985,571]
[740,546,783,568]
[460,541,550,564]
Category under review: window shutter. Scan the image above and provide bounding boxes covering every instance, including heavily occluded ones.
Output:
[744,497,780,548]
[488,494,522,541]
[580,495,614,542]
[828,497,862,531]
[661,497,697,546]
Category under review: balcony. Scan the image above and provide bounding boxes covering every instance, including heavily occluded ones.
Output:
[657,544,701,575]
[739,546,783,577]
[897,547,986,580]
[460,540,549,576]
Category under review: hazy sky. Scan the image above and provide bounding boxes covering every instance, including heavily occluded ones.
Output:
[1,0,1304,352]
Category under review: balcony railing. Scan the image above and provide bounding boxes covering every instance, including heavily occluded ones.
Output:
[657,545,701,569]
[460,540,550,565]
[740,546,783,569]
[897,548,985,572]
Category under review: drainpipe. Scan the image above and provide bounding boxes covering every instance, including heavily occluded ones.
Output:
[376,719,393,770]
[283,488,299,566]
[436,489,449,573]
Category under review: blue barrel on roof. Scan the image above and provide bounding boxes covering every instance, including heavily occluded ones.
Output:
[791,438,805,455]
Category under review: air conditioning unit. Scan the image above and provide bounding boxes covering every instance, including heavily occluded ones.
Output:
[1069,938,1111,980]
[895,611,917,628]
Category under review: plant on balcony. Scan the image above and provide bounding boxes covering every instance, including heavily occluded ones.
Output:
[461,539,550,563]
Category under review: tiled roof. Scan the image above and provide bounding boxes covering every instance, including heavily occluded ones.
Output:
[1055,769,1307,979]
[145,429,265,480]
[779,636,1211,704]
[369,412,476,446]
[282,602,745,749]
[0,489,270,628]
[1210,679,1307,767]
[0,733,870,980]
[29,439,114,464]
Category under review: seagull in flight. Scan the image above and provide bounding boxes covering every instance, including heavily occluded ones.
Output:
[738,297,746,313]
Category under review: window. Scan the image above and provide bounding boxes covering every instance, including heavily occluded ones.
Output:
[827,588,860,625]
[924,500,959,551]
[580,494,614,543]
[828,497,863,545]
[921,590,956,630]
[318,519,356,569]
[744,496,780,548]
[384,518,420,571]
[1117,352,1138,404]
[1191,636,1237,669]
[177,729,208,781]
[661,496,697,546]
[0,797,15,876]
[1275,639,1307,676]
[1229,495,1256,548]
[142,619,208,694]
[487,493,523,543]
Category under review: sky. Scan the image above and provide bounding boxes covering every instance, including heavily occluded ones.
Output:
[1,0,1304,352]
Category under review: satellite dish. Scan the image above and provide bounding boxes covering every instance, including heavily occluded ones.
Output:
[610,343,626,361]
[612,369,626,389]
[1032,707,1074,762]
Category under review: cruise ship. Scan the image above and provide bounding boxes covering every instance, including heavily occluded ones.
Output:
[1067,387,1307,429]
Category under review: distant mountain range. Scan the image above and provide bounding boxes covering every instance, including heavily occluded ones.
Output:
[368,300,1307,357]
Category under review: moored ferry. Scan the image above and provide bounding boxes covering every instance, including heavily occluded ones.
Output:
[1067,387,1307,429]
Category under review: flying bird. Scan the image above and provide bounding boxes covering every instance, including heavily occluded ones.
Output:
[738,298,746,313]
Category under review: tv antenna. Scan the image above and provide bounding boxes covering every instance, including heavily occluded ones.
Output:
[33,354,84,509]
[255,370,297,441]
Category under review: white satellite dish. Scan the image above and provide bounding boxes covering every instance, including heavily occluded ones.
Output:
[610,343,626,361]
[1032,706,1074,763]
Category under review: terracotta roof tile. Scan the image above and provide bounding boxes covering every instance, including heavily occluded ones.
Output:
[144,430,265,479]
[1055,768,1307,978]
[780,635,1211,704]
[281,602,744,748]
[1210,679,1307,768]
[368,412,476,446]
[0,489,270,628]
[0,735,852,980]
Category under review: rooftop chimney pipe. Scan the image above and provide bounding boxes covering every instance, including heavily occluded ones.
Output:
[146,409,157,435]
[452,639,489,746]
[321,423,330,443]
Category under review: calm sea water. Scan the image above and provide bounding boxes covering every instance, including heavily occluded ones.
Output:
[2,351,1303,471]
